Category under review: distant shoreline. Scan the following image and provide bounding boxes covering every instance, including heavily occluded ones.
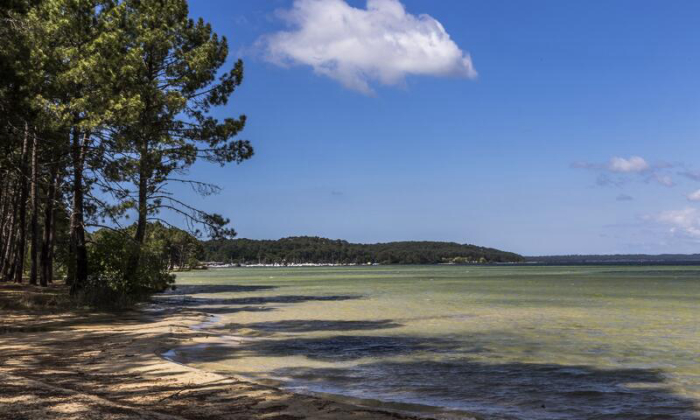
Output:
[201,260,700,269]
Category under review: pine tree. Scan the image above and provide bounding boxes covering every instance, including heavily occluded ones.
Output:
[103,0,253,281]
[25,0,139,291]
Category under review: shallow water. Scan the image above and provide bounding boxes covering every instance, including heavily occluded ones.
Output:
[165,266,700,419]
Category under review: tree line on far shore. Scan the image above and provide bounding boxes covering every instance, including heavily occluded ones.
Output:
[202,237,525,265]
[0,0,250,308]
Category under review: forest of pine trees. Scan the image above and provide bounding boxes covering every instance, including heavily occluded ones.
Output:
[0,0,251,307]
[203,237,525,265]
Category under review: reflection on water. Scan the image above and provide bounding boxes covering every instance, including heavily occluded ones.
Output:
[165,266,700,419]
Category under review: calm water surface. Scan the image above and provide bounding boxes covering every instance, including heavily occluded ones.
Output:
[165,266,700,419]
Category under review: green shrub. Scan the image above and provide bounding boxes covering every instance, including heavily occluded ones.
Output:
[81,229,175,310]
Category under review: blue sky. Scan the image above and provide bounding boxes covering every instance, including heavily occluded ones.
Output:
[174,0,700,255]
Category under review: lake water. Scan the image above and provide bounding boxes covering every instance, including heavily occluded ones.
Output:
[164,266,700,419]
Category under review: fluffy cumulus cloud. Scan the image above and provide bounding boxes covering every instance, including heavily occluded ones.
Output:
[654,208,700,239]
[260,0,476,94]
[687,189,700,201]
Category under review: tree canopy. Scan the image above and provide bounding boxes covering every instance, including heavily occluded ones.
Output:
[0,0,251,308]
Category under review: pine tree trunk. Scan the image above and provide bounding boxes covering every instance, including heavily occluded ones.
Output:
[1,186,19,282]
[0,177,10,277]
[124,143,149,284]
[0,174,6,257]
[13,123,30,284]
[69,129,89,293]
[135,167,148,245]
[168,248,175,271]
[40,164,59,287]
[7,246,18,282]
[47,174,59,284]
[29,131,39,285]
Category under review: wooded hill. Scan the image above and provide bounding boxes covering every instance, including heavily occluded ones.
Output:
[202,236,524,265]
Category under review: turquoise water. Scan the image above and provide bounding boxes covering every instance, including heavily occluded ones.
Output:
[164,266,700,419]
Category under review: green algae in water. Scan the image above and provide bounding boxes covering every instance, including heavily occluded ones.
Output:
[167,266,700,419]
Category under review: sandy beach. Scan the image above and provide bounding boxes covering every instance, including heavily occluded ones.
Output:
[0,286,450,420]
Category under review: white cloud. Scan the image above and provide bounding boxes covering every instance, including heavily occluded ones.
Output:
[607,156,650,173]
[574,155,676,188]
[260,0,476,94]
[652,173,674,187]
[655,207,700,239]
[687,189,700,201]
